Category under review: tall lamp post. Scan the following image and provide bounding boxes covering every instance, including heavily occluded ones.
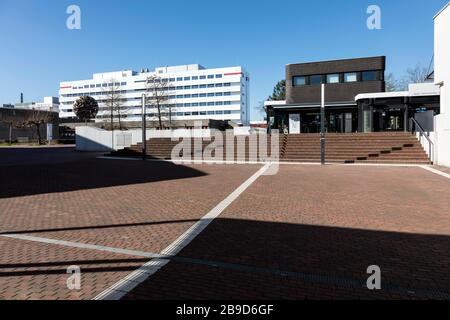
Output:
[141,94,147,160]
[320,83,326,165]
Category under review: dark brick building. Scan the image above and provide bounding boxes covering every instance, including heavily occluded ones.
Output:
[266,57,386,133]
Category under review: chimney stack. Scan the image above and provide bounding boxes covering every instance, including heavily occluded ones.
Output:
[20,93,23,104]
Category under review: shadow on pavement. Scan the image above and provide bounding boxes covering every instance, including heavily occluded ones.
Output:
[0,154,207,199]
[122,217,450,300]
[1,217,450,299]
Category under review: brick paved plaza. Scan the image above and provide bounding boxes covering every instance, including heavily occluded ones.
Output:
[0,147,449,300]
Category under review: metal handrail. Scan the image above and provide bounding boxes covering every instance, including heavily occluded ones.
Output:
[410,117,434,163]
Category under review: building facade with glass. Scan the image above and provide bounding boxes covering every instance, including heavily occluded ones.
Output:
[59,64,250,125]
[266,57,387,133]
[266,56,441,134]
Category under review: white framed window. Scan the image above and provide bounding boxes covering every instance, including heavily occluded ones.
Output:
[293,76,306,86]
[344,73,358,83]
[327,74,340,84]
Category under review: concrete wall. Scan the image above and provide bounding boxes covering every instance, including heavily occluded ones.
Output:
[434,114,450,167]
[416,131,436,162]
[434,3,450,167]
[75,126,260,152]
[0,122,49,142]
[75,126,213,152]
[0,108,59,142]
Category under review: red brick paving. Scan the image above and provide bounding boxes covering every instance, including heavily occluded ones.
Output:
[0,159,260,254]
[1,150,450,300]
[124,165,450,300]
[0,156,260,300]
[0,236,146,300]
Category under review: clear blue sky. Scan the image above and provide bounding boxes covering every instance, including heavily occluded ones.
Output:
[0,0,447,120]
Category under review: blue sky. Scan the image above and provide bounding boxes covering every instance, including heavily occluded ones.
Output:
[0,0,447,120]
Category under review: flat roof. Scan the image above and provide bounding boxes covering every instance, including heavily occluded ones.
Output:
[264,100,286,106]
[269,102,357,109]
[286,56,385,67]
[355,91,409,100]
[355,89,440,101]
[434,1,450,19]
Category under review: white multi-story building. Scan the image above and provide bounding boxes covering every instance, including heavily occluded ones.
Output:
[59,64,250,125]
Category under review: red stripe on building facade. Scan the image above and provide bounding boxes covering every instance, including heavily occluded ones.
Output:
[224,72,243,76]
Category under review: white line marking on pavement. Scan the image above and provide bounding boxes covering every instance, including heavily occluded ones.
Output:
[93,163,273,300]
[420,166,450,180]
[0,233,163,259]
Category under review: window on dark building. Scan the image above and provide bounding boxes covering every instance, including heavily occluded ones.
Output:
[326,74,340,84]
[293,76,306,87]
[309,75,323,85]
[344,72,358,83]
[362,71,379,81]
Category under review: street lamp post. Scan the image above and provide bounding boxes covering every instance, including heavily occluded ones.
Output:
[320,83,326,165]
[141,94,147,160]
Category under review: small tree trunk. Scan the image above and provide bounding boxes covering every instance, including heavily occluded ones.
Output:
[117,108,123,130]
[158,107,162,129]
[36,123,42,145]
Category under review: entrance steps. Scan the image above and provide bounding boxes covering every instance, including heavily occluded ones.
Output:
[110,132,431,165]
[282,132,430,164]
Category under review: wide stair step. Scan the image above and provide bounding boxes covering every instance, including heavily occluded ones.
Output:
[110,132,431,165]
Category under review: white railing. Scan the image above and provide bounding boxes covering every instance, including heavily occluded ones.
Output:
[411,118,435,163]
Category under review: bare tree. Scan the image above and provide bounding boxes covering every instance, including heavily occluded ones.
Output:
[385,73,407,92]
[102,79,125,130]
[21,110,54,145]
[145,75,173,129]
[0,112,22,145]
[1,120,16,145]
[405,64,429,84]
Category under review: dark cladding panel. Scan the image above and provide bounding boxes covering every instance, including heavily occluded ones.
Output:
[286,57,386,104]
[286,57,385,76]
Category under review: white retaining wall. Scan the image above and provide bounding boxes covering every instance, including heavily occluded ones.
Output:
[434,114,450,167]
[75,126,213,152]
[434,4,450,167]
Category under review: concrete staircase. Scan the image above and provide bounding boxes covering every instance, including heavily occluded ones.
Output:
[111,132,431,165]
[112,136,279,161]
[282,133,431,164]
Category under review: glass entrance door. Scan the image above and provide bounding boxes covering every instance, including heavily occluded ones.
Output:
[373,108,405,132]
[363,105,373,132]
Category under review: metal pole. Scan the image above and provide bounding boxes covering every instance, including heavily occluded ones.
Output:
[404,103,409,132]
[9,123,12,145]
[320,83,326,165]
[142,94,147,160]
